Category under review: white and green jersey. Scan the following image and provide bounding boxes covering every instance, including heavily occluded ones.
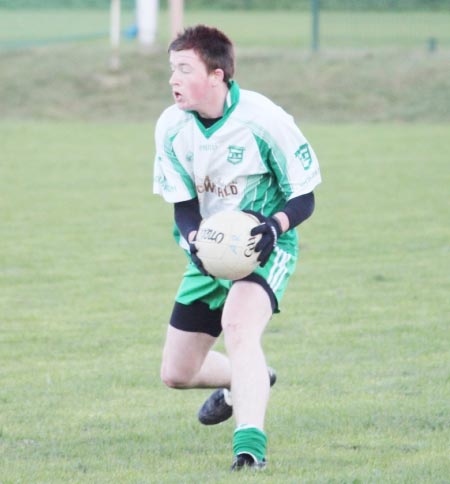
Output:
[153,81,321,250]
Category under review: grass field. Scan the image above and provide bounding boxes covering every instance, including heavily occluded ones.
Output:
[0,9,449,49]
[1,122,449,483]
[1,6,450,484]
[1,42,450,124]
[1,10,450,124]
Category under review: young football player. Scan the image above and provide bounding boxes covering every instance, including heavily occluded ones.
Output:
[153,24,321,470]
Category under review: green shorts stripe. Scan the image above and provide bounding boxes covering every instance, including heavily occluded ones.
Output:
[252,244,297,307]
[267,247,293,293]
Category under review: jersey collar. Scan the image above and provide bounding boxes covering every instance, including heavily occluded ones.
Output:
[192,80,240,139]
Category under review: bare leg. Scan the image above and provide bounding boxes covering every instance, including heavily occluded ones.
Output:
[160,325,231,389]
[222,281,273,429]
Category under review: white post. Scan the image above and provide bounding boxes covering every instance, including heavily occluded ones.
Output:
[137,0,159,50]
[110,0,121,70]
[169,0,184,41]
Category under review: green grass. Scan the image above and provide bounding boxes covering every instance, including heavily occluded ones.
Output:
[1,42,450,124]
[1,9,449,124]
[1,7,449,482]
[0,9,449,48]
[1,122,449,483]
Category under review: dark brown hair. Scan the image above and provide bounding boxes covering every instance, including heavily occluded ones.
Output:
[169,25,235,83]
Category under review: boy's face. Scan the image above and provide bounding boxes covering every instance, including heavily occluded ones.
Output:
[169,49,217,115]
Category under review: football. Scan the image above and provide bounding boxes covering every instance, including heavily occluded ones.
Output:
[195,210,262,280]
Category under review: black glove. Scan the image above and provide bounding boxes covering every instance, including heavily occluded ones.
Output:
[189,236,211,277]
[244,211,282,267]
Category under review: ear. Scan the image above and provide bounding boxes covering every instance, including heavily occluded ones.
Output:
[210,68,225,85]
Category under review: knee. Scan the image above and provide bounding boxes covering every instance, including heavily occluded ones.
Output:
[222,320,248,353]
[160,364,191,389]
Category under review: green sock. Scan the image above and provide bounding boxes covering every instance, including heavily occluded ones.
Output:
[232,426,267,462]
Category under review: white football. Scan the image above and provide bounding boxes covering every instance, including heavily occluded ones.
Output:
[195,210,261,280]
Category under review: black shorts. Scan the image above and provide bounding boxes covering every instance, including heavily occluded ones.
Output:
[169,273,277,337]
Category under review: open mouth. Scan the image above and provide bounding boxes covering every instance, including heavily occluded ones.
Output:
[173,91,182,102]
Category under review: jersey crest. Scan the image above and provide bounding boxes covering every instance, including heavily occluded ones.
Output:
[227,145,245,164]
[295,143,313,170]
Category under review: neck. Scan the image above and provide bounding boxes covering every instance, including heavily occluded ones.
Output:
[197,82,229,119]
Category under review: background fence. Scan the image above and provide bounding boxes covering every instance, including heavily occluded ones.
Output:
[0,0,449,51]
